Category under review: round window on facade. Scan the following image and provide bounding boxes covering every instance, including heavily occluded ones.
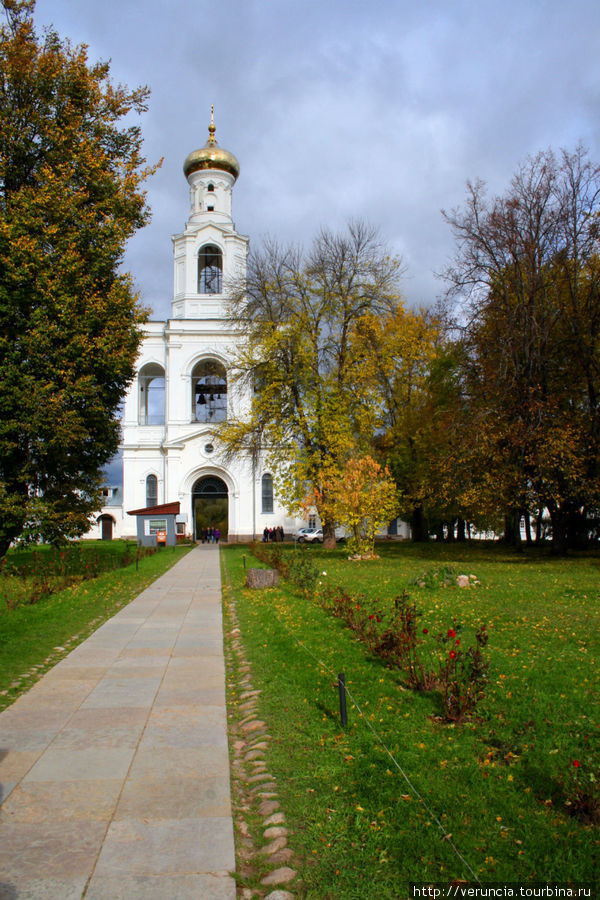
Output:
[204,443,214,455]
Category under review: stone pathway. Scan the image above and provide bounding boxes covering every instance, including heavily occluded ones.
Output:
[0,544,235,899]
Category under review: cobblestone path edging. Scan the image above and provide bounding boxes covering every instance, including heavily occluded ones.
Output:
[224,582,299,900]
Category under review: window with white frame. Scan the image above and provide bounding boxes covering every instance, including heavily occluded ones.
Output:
[261,473,274,514]
[146,474,158,507]
[147,518,166,535]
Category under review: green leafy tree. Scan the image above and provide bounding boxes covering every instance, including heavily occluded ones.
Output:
[0,0,157,558]
[217,222,403,548]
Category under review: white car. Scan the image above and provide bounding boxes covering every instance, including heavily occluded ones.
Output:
[297,527,323,543]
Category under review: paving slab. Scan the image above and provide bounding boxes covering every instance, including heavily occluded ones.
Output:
[93,817,234,876]
[0,544,236,899]
[84,872,236,900]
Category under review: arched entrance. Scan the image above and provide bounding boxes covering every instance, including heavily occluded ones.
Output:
[192,475,229,541]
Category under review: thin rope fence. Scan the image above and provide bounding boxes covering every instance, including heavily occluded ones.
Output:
[221,552,482,886]
[292,631,482,886]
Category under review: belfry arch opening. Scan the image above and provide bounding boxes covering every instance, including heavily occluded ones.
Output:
[138,363,165,425]
[198,244,222,294]
[192,475,228,541]
[192,359,227,423]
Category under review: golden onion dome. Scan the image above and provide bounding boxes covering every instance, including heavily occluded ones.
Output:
[183,109,240,181]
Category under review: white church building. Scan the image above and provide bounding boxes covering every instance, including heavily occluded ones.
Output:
[91,116,297,543]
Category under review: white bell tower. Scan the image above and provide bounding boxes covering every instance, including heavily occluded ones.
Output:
[171,108,248,319]
[91,109,300,544]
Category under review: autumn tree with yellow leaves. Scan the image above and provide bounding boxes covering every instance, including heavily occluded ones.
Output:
[360,301,447,540]
[328,455,398,558]
[0,0,157,558]
[217,222,407,548]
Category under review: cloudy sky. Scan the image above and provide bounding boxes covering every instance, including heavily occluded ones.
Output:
[33,0,600,322]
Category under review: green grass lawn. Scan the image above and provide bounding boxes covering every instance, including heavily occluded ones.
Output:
[0,542,191,710]
[222,541,600,898]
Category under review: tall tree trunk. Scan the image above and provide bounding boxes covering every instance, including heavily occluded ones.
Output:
[566,506,588,550]
[535,509,544,543]
[411,505,428,542]
[322,519,337,550]
[504,510,522,551]
[524,510,533,546]
[550,506,568,556]
[456,518,466,542]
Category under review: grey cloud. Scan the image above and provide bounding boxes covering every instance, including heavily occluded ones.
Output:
[32,0,600,319]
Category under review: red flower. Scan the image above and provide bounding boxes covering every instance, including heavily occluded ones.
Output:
[423,628,429,634]
[376,617,382,623]
[455,639,461,646]
[448,628,456,638]
[449,650,457,659]
[572,760,581,768]
[369,614,375,620]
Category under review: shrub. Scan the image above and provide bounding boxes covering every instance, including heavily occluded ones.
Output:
[317,584,488,723]
[562,757,600,825]
[249,544,489,723]
[435,623,489,722]
[2,542,156,608]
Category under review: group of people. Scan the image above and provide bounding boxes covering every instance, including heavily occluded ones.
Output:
[199,526,221,543]
[263,526,285,542]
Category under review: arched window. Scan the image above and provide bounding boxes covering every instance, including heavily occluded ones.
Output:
[146,474,158,507]
[261,473,274,514]
[192,359,227,423]
[198,244,222,294]
[139,363,165,425]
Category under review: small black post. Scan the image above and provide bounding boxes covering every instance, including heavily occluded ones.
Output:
[338,672,348,727]
[243,555,246,569]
